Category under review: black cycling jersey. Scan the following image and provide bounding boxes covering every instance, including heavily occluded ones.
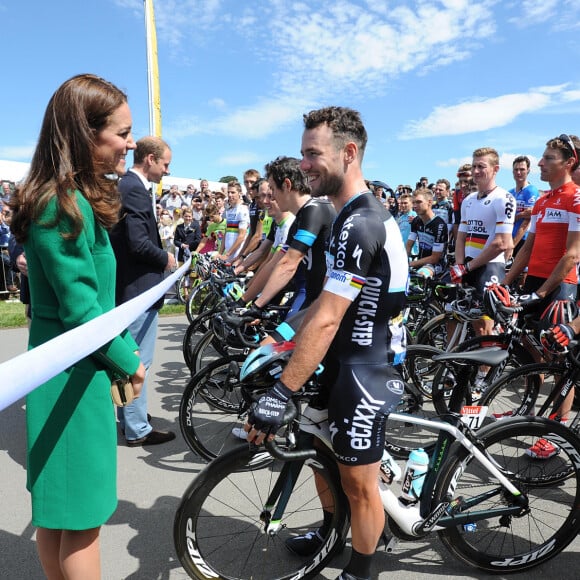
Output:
[282,197,335,306]
[324,191,407,365]
[248,199,260,235]
[408,215,448,272]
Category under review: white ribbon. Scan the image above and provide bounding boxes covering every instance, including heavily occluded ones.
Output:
[0,258,191,412]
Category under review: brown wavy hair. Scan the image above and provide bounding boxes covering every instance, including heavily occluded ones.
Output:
[10,73,129,242]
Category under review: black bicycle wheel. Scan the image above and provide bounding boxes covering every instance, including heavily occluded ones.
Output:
[182,309,220,371]
[434,417,580,573]
[405,302,442,343]
[430,335,537,416]
[174,444,349,580]
[191,328,246,374]
[179,355,248,461]
[385,345,444,459]
[480,363,562,422]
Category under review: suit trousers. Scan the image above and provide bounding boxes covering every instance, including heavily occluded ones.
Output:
[117,308,158,440]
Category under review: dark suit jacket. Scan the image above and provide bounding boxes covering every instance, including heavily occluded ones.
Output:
[173,220,202,262]
[109,170,168,310]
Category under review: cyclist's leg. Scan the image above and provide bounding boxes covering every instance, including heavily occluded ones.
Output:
[328,362,403,579]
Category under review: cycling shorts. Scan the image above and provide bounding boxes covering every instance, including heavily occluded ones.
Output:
[325,361,403,466]
[463,261,505,298]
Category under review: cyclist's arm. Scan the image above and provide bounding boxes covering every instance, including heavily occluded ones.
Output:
[244,248,303,306]
[454,230,467,265]
[235,239,273,274]
[238,220,263,258]
[503,233,534,285]
[467,232,512,271]
[512,219,530,248]
[223,225,248,261]
[410,249,443,268]
[280,290,351,391]
[535,230,580,298]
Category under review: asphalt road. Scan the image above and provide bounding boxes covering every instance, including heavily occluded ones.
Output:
[1,314,579,579]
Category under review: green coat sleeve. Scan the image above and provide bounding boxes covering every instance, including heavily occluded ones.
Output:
[27,192,140,377]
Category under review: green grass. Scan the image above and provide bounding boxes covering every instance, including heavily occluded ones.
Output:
[0,300,186,329]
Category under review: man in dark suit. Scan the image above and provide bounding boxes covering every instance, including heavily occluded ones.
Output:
[109,136,176,446]
[174,208,201,263]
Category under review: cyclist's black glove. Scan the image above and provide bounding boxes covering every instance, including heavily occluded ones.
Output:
[519,291,542,309]
[243,304,264,320]
[248,380,294,437]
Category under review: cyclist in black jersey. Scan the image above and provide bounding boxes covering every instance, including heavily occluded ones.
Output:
[407,188,448,275]
[245,107,408,580]
[241,156,335,317]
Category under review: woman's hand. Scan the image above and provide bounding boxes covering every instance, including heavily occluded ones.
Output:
[130,361,146,398]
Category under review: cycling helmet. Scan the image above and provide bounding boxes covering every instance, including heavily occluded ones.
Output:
[538,299,578,332]
[240,341,295,388]
[212,311,261,348]
[483,283,515,325]
[223,281,245,302]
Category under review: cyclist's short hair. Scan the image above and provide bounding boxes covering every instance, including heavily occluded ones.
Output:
[264,156,311,195]
[303,106,368,158]
[512,155,531,169]
[546,135,580,171]
[473,147,499,167]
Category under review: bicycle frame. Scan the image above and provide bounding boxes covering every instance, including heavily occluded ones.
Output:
[262,406,526,540]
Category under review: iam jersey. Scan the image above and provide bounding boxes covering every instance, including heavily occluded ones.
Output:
[281,198,335,305]
[459,187,515,262]
[324,192,408,365]
[528,181,580,283]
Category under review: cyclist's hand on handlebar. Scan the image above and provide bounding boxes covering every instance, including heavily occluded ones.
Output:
[242,304,264,320]
[246,380,294,444]
[543,323,575,351]
[519,291,542,309]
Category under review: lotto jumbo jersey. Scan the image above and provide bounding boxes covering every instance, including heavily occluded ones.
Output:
[528,181,580,283]
[459,187,515,263]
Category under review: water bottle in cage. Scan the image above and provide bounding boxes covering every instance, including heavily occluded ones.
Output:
[399,448,429,504]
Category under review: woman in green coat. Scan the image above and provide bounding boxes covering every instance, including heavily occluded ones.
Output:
[10,74,146,580]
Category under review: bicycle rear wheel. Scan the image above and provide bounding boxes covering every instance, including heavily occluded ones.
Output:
[435,417,580,573]
[174,444,349,580]
[480,363,560,421]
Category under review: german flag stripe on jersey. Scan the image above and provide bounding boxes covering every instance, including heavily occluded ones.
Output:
[466,234,488,250]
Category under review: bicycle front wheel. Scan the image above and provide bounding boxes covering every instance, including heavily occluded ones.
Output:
[435,416,580,573]
[179,355,247,461]
[174,444,349,580]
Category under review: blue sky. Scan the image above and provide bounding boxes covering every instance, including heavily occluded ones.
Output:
[1,0,579,191]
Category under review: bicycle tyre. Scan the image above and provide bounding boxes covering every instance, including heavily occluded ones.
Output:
[434,416,580,573]
[174,444,349,580]
[182,308,221,371]
[430,335,537,416]
[405,302,443,343]
[480,363,563,422]
[185,280,212,323]
[190,328,246,374]
[179,354,249,461]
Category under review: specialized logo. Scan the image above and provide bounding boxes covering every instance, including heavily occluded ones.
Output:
[386,379,404,395]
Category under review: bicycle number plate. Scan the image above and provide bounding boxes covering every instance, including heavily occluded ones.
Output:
[460,405,488,429]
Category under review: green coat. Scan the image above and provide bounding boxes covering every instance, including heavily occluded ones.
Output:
[24,191,140,530]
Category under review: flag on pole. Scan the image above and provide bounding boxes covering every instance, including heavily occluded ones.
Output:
[144,0,163,202]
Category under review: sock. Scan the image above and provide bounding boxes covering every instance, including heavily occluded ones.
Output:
[344,548,372,579]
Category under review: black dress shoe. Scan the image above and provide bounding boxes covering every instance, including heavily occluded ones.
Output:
[126,429,176,447]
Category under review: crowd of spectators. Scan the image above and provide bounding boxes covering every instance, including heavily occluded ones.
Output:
[0,156,547,302]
